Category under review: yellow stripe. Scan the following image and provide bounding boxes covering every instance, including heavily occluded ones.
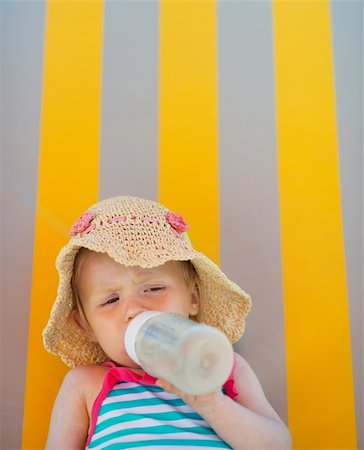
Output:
[22,1,103,448]
[273,2,357,448]
[159,0,219,263]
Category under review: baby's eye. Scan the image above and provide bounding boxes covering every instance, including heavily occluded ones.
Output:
[104,297,119,305]
[144,286,165,293]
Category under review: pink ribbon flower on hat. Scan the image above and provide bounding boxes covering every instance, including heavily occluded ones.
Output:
[166,211,190,234]
[70,211,96,236]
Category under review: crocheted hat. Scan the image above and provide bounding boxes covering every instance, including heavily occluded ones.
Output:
[43,196,252,368]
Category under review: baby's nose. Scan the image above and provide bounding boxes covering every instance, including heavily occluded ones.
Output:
[124,294,147,322]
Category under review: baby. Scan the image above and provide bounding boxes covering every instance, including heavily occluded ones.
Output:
[44,195,291,449]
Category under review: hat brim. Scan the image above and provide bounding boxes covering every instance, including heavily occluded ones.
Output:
[43,241,252,368]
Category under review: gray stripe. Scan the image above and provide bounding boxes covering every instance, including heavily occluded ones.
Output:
[0,2,45,449]
[99,1,159,202]
[331,2,363,448]
[218,1,287,423]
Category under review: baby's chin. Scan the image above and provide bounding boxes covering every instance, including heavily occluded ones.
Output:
[110,353,142,371]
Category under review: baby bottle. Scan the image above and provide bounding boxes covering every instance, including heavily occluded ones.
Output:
[124,310,234,395]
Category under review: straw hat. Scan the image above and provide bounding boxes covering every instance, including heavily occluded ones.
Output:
[43,196,252,368]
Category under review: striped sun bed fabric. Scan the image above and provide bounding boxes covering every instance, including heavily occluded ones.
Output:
[1,1,360,449]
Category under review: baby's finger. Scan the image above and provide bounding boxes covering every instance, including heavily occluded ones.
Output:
[156,379,180,395]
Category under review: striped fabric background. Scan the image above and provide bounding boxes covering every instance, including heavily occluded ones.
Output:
[0,1,362,449]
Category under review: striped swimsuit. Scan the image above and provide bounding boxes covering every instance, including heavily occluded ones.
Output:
[86,362,238,449]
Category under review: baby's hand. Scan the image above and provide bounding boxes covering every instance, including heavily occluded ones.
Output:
[155,378,225,416]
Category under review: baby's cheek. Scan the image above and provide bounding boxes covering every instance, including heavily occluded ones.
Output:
[157,296,189,315]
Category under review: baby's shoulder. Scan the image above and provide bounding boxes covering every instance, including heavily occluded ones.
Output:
[233,351,252,372]
[63,364,109,414]
[66,364,109,383]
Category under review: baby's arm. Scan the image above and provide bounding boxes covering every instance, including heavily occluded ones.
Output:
[157,352,292,450]
[45,366,91,450]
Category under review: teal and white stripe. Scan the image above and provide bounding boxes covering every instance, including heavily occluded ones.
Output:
[87,382,231,449]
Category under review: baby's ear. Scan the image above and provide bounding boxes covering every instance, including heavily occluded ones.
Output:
[70,309,97,342]
[189,282,200,317]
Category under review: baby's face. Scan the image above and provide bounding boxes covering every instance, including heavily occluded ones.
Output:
[75,252,199,368]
